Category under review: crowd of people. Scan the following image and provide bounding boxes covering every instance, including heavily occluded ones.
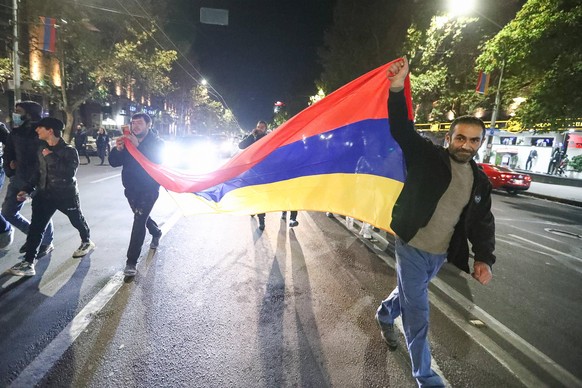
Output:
[0,103,163,278]
[1,57,501,386]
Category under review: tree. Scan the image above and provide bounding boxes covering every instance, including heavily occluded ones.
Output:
[477,0,582,130]
[24,0,177,139]
[190,85,237,135]
[317,0,412,94]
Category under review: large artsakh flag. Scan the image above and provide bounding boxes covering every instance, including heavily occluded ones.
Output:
[125,59,413,232]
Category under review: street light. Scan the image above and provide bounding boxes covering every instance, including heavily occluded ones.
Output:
[446,0,505,163]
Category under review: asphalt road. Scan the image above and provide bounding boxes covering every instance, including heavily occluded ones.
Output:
[0,164,580,387]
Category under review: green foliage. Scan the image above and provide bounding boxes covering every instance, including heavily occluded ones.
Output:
[406,15,494,121]
[190,85,237,134]
[569,155,582,172]
[0,58,12,84]
[477,0,582,129]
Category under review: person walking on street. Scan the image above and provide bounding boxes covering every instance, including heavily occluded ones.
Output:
[239,120,269,230]
[525,149,537,170]
[96,127,110,165]
[9,118,95,277]
[73,124,91,164]
[0,122,15,249]
[109,113,164,277]
[281,211,299,227]
[375,57,495,388]
[2,101,54,256]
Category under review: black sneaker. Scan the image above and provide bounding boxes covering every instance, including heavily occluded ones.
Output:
[375,312,398,351]
[37,243,55,258]
[259,223,265,231]
[281,212,287,220]
[150,233,162,249]
[289,220,299,228]
[19,242,28,254]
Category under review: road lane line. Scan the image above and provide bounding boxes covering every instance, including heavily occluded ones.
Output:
[508,234,582,263]
[10,210,182,387]
[362,228,581,387]
[430,276,582,387]
[428,289,543,387]
[90,173,121,183]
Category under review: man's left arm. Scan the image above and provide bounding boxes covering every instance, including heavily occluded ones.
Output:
[468,179,496,285]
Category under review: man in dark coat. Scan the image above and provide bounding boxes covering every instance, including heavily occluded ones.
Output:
[2,101,54,255]
[10,118,94,276]
[238,120,269,230]
[375,58,495,387]
[109,113,164,277]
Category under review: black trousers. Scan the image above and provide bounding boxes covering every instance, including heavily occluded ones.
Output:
[25,192,90,263]
[126,190,161,265]
[77,147,91,163]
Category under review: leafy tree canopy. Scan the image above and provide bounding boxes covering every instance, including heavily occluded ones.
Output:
[477,0,582,130]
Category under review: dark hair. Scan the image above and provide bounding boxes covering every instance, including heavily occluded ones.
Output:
[15,101,43,120]
[449,115,486,138]
[257,120,268,128]
[37,117,64,137]
[132,112,152,125]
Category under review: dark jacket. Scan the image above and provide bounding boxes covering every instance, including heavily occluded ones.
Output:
[108,131,164,195]
[22,138,79,198]
[3,119,43,180]
[96,133,110,150]
[74,130,88,149]
[0,122,9,164]
[238,131,267,149]
[389,89,496,272]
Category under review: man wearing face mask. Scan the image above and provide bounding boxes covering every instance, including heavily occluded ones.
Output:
[2,101,55,256]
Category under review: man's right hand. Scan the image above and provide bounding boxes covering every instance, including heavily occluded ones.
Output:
[115,137,125,151]
[387,57,409,90]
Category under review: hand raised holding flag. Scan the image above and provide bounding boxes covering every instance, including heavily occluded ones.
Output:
[386,57,409,90]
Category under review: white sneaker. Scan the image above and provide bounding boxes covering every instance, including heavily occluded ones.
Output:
[73,240,96,258]
[10,260,36,276]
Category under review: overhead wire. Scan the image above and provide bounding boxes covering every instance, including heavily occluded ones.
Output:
[111,0,242,130]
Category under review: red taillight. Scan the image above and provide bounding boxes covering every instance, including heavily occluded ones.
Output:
[525,176,531,182]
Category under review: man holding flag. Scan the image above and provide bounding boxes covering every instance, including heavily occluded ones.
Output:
[109,113,164,277]
[375,58,496,387]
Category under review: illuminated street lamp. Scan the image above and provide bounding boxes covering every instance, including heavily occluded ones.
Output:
[447,0,505,163]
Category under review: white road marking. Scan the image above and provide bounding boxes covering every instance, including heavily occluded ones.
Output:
[509,234,582,263]
[11,210,182,387]
[90,173,121,183]
[364,227,581,387]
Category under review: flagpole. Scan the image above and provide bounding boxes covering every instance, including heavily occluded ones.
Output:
[483,58,505,164]
[12,0,21,101]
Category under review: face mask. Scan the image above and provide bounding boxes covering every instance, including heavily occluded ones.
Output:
[12,113,23,127]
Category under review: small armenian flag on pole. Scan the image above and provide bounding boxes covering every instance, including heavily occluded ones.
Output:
[38,16,57,53]
[475,70,490,95]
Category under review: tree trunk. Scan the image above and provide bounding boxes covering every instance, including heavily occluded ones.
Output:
[64,108,75,143]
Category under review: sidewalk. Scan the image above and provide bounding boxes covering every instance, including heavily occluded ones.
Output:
[523,181,582,207]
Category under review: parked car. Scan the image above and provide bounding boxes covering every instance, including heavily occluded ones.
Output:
[478,163,532,195]
[86,128,123,156]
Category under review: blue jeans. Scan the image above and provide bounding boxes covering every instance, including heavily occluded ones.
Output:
[1,176,53,245]
[377,238,447,388]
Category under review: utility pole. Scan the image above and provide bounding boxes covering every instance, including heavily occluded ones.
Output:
[483,59,505,164]
[12,0,21,101]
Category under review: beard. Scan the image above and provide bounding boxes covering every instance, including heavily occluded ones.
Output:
[448,147,476,163]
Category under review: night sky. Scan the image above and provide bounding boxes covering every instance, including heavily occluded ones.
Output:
[186,1,336,130]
